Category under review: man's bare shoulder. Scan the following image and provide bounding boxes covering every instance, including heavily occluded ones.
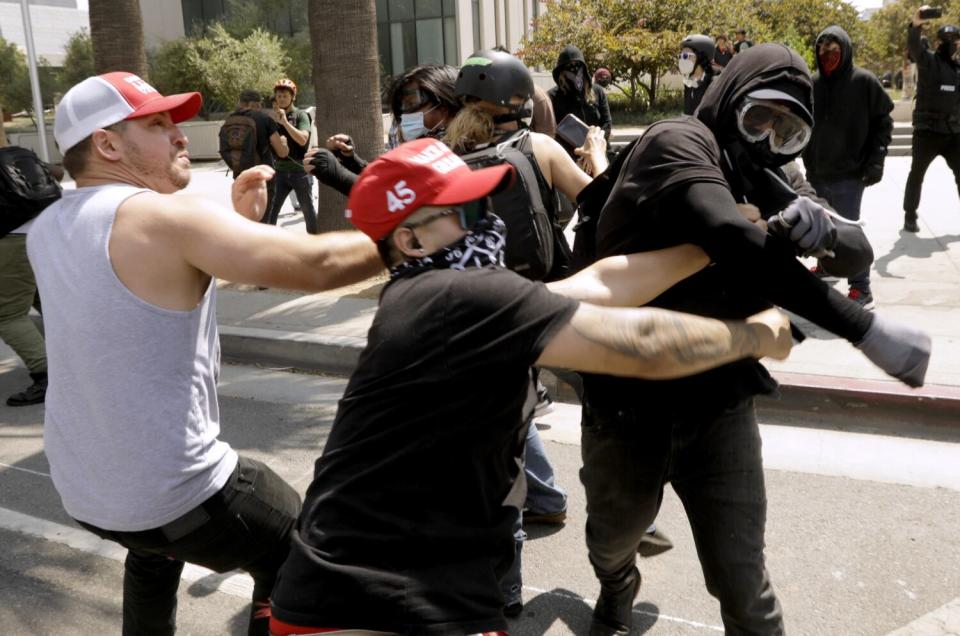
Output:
[116,191,229,233]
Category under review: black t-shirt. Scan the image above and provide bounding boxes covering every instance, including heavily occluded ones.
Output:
[271,267,578,634]
[233,108,279,167]
[734,39,754,54]
[714,48,733,68]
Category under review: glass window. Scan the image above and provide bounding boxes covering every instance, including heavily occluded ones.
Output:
[444,16,458,65]
[376,0,388,22]
[416,18,444,65]
[443,0,456,14]
[416,0,442,18]
[472,0,481,52]
[392,0,415,20]
[390,21,417,76]
[377,22,392,77]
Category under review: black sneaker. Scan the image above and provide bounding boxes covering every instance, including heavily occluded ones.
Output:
[503,600,524,618]
[903,218,920,233]
[590,567,641,636]
[6,378,47,407]
[848,288,875,310]
[523,509,567,525]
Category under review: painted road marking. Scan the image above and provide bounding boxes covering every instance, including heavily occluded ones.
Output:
[887,597,960,635]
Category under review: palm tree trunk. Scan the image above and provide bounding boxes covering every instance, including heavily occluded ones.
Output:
[88,0,148,79]
[308,0,382,231]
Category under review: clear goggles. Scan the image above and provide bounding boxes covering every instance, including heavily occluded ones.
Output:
[679,51,697,62]
[736,98,812,155]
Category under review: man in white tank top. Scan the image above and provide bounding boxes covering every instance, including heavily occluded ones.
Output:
[27,72,383,636]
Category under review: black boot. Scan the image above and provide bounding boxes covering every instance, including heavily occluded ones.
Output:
[903,212,920,233]
[590,566,641,636]
[6,372,47,407]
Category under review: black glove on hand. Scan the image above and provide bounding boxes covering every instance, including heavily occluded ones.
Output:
[863,162,884,186]
[308,148,358,196]
[855,314,932,388]
[767,196,838,258]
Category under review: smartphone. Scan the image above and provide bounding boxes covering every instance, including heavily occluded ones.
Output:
[555,113,590,149]
[920,6,943,19]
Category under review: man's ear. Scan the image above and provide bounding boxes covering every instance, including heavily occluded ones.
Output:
[90,128,123,162]
[394,226,424,257]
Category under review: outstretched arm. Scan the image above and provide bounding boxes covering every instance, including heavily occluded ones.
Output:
[547,244,709,306]
[536,304,791,379]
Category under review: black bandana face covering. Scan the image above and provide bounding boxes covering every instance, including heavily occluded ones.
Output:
[389,214,507,281]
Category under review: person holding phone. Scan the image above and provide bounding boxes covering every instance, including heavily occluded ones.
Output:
[548,45,613,158]
[902,6,960,233]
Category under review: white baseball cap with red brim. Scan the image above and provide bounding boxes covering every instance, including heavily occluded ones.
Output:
[54,72,203,153]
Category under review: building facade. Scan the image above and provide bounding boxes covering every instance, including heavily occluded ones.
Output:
[0,0,89,65]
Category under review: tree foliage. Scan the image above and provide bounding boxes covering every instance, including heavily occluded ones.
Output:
[521,0,861,109]
[860,0,960,75]
[60,29,96,92]
[150,24,290,117]
[0,37,32,116]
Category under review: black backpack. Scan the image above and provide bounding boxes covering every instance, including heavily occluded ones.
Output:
[219,113,260,177]
[461,131,571,282]
[0,146,62,237]
[570,136,641,272]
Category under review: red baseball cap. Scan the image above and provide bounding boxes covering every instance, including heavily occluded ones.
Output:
[54,72,203,152]
[345,138,514,241]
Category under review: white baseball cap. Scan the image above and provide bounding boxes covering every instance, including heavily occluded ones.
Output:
[54,72,202,153]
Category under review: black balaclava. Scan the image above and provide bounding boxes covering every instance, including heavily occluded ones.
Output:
[938,39,958,60]
[697,43,814,170]
[552,44,591,96]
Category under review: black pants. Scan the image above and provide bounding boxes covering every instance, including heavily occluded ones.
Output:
[78,456,301,636]
[266,171,318,234]
[903,130,960,219]
[580,397,783,635]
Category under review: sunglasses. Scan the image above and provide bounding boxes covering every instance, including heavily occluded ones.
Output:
[403,199,488,231]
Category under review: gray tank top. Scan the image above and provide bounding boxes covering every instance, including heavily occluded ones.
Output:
[28,184,237,531]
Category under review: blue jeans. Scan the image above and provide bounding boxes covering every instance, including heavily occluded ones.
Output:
[266,171,318,235]
[809,176,869,293]
[501,418,568,606]
[77,456,301,636]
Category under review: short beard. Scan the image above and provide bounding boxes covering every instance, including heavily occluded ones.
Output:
[127,143,190,193]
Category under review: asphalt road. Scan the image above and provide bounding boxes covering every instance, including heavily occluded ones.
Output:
[2,356,959,635]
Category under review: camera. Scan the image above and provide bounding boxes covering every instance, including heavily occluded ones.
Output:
[920,7,943,20]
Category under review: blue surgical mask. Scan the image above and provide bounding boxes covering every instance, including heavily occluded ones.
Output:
[400,112,428,142]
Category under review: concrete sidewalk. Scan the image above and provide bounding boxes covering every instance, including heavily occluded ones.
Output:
[193,154,960,413]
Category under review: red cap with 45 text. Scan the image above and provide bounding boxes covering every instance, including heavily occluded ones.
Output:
[345,138,514,241]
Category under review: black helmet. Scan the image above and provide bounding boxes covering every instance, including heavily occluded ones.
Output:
[937,24,960,41]
[455,49,534,110]
[681,34,716,70]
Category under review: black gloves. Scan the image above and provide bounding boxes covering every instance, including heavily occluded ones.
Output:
[767,196,838,258]
[863,162,884,186]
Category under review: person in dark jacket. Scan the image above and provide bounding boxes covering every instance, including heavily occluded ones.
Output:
[680,34,717,115]
[548,45,613,155]
[576,44,931,636]
[802,25,893,309]
[903,7,960,233]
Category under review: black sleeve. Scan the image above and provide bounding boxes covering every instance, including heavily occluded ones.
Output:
[311,148,360,196]
[444,270,579,368]
[668,182,874,342]
[909,24,933,72]
[341,152,368,174]
[595,86,612,139]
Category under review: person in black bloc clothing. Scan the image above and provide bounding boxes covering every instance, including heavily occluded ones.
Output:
[903,6,960,233]
[268,137,796,636]
[575,44,931,635]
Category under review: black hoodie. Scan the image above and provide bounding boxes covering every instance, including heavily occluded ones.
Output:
[581,44,873,410]
[547,45,612,146]
[801,26,893,180]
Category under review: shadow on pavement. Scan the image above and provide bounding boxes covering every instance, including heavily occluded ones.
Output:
[511,588,660,635]
[874,231,960,278]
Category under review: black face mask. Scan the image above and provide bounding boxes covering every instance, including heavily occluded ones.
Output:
[938,40,958,60]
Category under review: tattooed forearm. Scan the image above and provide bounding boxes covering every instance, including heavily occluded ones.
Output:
[570,304,764,378]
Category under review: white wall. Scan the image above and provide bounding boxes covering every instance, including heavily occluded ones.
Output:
[0,3,89,65]
[139,0,185,49]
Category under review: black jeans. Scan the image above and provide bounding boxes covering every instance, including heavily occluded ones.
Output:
[266,171,318,234]
[580,397,784,635]
[903,130,960,218]
[77,456,301,636]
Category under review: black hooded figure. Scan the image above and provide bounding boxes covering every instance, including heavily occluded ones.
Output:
[577,44,930,635]
[802,25,893,308]
[548,44,613,154]
[903,14,960,232]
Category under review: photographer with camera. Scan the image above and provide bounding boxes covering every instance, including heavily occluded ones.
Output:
[903,5,960,233]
